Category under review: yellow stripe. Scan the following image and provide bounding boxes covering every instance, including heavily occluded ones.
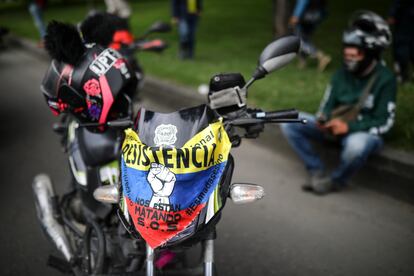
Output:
[122,121,231,174]
[188,0,197,14]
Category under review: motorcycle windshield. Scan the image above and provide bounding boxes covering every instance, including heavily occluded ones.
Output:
[120,105,232,248]
[134,104,217,148]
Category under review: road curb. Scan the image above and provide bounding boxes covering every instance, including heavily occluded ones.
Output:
[7,35,47,59]
[9,35,414,184]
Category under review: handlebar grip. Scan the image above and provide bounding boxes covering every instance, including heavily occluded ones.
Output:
[106,119,134,128]
[254,109,299,120]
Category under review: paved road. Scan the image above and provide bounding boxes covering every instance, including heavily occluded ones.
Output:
[1,47,414,276]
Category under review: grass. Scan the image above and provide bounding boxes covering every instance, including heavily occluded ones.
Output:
[1,0,413,151]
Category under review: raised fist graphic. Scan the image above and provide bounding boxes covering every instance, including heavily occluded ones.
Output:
[147,163,176,210]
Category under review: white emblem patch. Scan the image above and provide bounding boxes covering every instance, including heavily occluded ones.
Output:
[154,124,178,146]
[363,94,375,109]
[89,48,121,76]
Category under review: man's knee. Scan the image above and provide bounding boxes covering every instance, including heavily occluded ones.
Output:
[280,122,301,138]
[281,113,318,141]
[342,132,381,162]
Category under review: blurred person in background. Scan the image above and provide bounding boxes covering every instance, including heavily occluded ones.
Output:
[0,27,9,49]
[171,0,202,59]
[28,0,47,45]
[281,11,396,195]
[289,0,331,71]
[388,0,414,83]
[105,0,131,19]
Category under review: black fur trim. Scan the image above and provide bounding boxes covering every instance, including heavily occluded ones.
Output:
[80,12,130,47]
[44,21,85,65]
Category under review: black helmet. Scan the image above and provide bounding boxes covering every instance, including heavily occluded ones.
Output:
[343,10,391,56]
[41,21,137,128]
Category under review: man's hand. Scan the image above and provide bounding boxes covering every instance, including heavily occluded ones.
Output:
[316,115,328,130]
[289,16,299,27]
[325,119,349,135]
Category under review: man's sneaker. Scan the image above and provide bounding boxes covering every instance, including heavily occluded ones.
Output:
[313,179,346,195]
[312,179,333,195]
[311,171,332,195]
[302,170,328,192]
[301,182,313,192]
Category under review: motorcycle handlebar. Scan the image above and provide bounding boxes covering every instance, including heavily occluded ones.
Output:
[106,119,134,128]
[228,108,305,126]
[253,108,299,120]
[229,117,306,126]
[78,119,134,129]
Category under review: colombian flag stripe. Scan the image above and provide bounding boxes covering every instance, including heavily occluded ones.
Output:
[122,121,230,174]
[125,197,206,248]
[122,158,227,211]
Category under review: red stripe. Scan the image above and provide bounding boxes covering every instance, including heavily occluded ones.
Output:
[98,75,114,124]
[126,197,205,249]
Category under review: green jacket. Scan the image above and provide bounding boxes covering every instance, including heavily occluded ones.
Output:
[318,63,397,135]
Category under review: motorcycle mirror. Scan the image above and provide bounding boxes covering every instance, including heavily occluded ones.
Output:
[147,21,172,34]
[247,36,300,85]
[136,39,168,53]
[93,185,119,204]
[229,183,265,204]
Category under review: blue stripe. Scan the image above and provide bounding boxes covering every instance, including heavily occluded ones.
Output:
[121,158,227,210]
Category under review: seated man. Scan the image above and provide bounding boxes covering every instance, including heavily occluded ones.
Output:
[281,11,397,195]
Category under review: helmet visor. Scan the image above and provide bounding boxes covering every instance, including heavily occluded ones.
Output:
[41,60,67,99]
[41,60,72,114]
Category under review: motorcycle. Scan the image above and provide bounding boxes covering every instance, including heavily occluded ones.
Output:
[33,35,304,275]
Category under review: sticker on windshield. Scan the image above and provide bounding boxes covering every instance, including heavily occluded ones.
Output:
[154,124,178,146]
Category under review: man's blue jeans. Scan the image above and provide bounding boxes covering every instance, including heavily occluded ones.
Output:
[280,113,383,185]
[178,15,198,58]
[28,2,46,39]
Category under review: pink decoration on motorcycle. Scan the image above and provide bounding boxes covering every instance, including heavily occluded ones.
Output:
[83,78,101,96]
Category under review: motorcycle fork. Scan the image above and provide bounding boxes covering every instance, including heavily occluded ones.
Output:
[203,239,215,276]
[146,243,155,276]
